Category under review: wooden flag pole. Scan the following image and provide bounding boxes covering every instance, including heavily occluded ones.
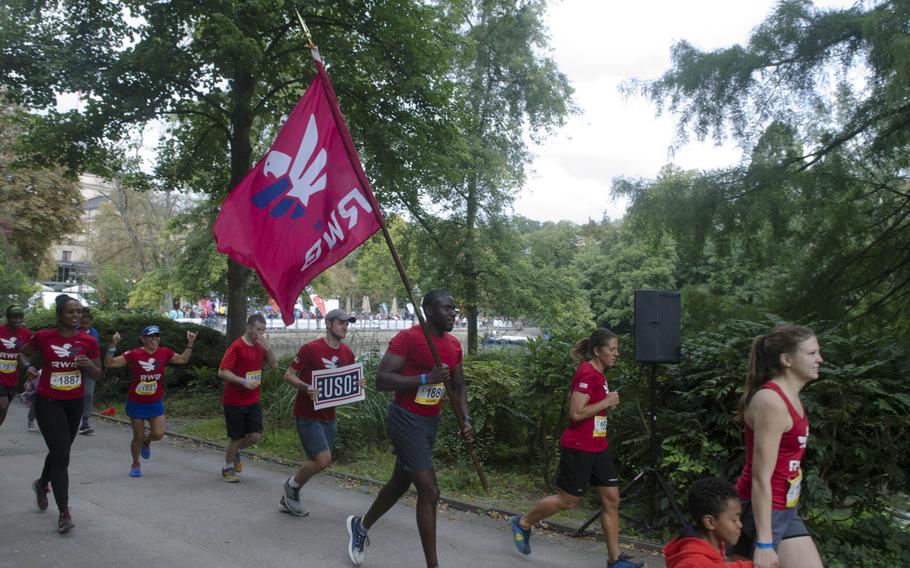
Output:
[295,11,488,491]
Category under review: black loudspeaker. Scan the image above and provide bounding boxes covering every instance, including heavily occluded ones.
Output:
[634,289,681,363]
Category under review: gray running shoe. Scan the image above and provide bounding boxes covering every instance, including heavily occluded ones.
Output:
[279,494,308,517]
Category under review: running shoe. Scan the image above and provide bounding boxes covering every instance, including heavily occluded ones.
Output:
[141,441,151,460]
[130,464,142,478]
[222,466,240,483]
[233,453,243,473]
[606,553,644,568]
[509,514,532,555]
[27,419,37,432]
[58,508,74,533]
[33,479,49,511]
[78,423,94,435]
[279,495,309,517]
[346,515,370,566]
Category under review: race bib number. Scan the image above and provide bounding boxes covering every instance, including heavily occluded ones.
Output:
[0,359,16,373]
[245,370,262,386]
[786,469,802,508]
[50,371,82,391]
[312,363,365,410]
[415,383,445,406]
[135,380,158,396]
[593,415,607,438]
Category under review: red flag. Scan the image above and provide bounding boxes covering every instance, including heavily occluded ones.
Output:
[215,59,382,325]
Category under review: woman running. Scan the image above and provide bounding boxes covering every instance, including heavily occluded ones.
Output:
[104,325,196,477]
[734,325,824,568]
[508,327,642,568]
[21,294,101,533]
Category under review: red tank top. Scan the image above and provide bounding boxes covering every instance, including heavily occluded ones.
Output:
[737,382,810,510]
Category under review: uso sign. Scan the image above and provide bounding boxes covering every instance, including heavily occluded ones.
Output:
[312,362,365,410]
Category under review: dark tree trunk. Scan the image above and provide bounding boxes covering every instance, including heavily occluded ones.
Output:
[225,69,255,343]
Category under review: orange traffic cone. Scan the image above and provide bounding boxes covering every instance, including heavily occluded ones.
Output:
[100,407,116,416]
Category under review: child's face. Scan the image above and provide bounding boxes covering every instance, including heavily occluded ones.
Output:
[711,498,743,546]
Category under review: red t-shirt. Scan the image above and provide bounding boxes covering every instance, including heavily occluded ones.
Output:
[0,324,32,387]
[123,346,175,403]
[290,338,356,421]
[559,361,609,453]
[220,337,267,406]
[390,325,463,417]
[737,381,810,510]
[29,328,100,400]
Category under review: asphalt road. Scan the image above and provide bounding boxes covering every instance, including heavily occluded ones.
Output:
[0,400,666,568]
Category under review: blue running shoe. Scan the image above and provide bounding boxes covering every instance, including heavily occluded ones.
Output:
[141,441,151,460]
[509,514,531,554]
[607,553,643,568]
[346,515,370,566]
[130,464,142,478]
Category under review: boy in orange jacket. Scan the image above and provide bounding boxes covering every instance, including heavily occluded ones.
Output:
[663,478,753,568]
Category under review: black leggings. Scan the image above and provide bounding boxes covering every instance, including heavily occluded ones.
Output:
[34,395,83,511]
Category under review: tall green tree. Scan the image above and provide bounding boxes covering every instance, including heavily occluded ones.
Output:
[635,0,910,340]
[403,0,574,352]
[1,0,465,341]
[0,100,82,277]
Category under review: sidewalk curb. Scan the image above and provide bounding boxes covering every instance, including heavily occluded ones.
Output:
[93,412,664,553]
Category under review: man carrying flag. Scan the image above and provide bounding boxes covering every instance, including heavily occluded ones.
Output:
[346,290,474,568]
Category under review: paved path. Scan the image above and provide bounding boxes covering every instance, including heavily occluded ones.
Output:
[0,400,666,568]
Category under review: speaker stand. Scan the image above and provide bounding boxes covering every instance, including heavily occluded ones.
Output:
[573,363,687,536]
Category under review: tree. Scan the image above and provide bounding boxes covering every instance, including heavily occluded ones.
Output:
[400,0,574,353]
[0,100,82,277]
[1,0,468,341]
[635,0,910,340]
[0,232,36,307]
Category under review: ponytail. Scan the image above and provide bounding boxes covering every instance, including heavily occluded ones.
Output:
[737,324,814,419]
[571,327,617,362]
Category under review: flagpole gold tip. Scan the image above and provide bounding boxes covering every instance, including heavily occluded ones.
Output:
[294,8,317,49]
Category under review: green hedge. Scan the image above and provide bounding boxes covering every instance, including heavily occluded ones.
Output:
[22,309,225,401]
[431,320,910,565]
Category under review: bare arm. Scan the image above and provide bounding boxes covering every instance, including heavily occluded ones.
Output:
[284,366,317,399]
[256,334,278,370]
[103,332,128,369]
[18,344,38,379]
[75,355,102,379]
[568,391,619,423]
[747,390,790,568]
[376,352,450,392]
[218,368,247,386]
[169,331,197,365]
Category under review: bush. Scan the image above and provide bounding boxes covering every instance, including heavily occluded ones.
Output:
[23,309,224,402]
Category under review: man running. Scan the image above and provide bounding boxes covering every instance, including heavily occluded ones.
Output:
[218,314,277,482]
[280,308,363,516]
[78,307,100,435]
[0,304,33,429]
[346,290,473,568]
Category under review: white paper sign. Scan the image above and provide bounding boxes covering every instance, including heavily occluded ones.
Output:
[311,362,365,410]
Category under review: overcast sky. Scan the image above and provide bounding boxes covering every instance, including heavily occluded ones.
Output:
[514,0,857,224]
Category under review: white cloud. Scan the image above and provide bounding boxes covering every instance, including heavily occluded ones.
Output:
[515,0,856,224]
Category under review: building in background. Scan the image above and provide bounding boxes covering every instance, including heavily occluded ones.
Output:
[42,173,110,299]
